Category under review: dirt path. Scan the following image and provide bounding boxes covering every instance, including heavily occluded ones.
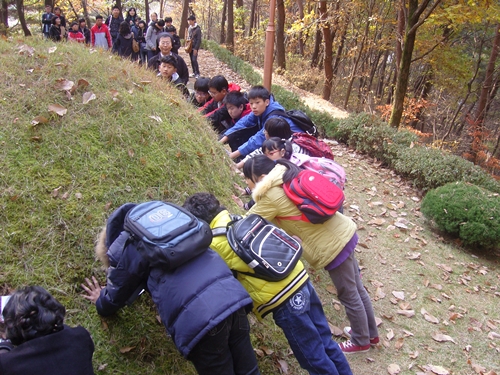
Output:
[178,47,500,375]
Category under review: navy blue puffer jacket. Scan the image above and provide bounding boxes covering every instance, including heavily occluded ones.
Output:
[95,204,253,357]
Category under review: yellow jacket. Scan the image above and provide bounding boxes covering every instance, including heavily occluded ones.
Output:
[210,210,309,320]
[249,164,357,269]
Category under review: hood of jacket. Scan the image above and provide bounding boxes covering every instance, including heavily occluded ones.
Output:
[123,32,133,39]
[252,164,287,202]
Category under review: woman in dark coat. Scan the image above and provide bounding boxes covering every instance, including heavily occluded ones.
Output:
[48,16,63,42]
[112,21,136,60]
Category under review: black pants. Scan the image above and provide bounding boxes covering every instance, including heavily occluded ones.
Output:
[188,308,260,375]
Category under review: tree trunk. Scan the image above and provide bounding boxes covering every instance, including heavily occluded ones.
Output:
[81,0,92,29]
[145,0,150,24]
[276,0,286,69]
[375,50,390,100]
[16,0,31,36]
[343,15,370,109]
[0,0,8,36]
[179,0,190,39]
[220,0,227,44]
[296,0,304,56]
[469,23,500,162]
[227,0,234,51]
[332,21,347,77]
[389,0,443,128]
[319,0,332,100]
[310,27,322,68]
[249,0,257,36]
[115,0,122,11]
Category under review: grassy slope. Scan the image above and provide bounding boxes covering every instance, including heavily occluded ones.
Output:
[1,37,499,375]
[0,38,285,374]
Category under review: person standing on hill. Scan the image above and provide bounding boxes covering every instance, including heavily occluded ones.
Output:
[78,18,91,45]
[145,19,165,62]
[112,21,136,60]
[105,6,124,45]
[49,17,63,42]
[187,15,202,78]
[91,15,112,50]
[67,21,85,43]
[41,4,54,39]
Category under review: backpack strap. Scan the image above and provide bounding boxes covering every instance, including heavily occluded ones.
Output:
[211,227,228,237]
[275,215,304,222]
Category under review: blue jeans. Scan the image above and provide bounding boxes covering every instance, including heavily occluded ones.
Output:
[273,281,353,375]
[188,307,260,375]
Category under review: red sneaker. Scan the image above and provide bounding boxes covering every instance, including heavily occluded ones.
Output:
[343,326,380,345]
[339,340,371,354]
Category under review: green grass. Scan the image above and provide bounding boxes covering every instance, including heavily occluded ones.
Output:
[0,37,294,374]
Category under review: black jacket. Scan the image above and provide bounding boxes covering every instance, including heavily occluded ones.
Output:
[112,33,135,59]
[0,325,94,375]
[148,52,189,84]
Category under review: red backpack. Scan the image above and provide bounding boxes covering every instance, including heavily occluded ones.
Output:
[291,133,334,160]
[280,170,344,224]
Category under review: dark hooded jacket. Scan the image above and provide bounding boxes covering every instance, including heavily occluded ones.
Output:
[94,203,253,358]
[112,32,135,59]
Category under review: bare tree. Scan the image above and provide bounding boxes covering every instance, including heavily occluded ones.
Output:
[227,0,234,51]
[276,0,286,69]
[16,0,31,36]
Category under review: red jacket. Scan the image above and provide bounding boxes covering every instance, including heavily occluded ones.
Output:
[198,82,241,133]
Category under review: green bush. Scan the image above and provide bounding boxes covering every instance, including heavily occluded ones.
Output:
[421,182,500,249]
[393,146,500,193]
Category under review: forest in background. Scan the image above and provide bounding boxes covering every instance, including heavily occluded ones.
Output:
[2,0,499,178]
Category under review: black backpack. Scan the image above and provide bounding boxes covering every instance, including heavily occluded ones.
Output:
[268,109,318,137]
[123,201,212,270]
[213,214,302,281]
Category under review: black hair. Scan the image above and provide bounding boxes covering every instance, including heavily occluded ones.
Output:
[243,155,300,184]
[165,16,173,23]
[158,33,173,44]
[208,75,229,92]
[78,18,85,23]
[138,20,146,27]
[165,25,176,33]
[95,15,103,20]
[262,137,293,159]
[224,91,247,107]
[248,85,271,100]
[183,193,225,224]
[119,21,131,35]
[194,77,210,92]
[3,286,65,346]
[160,55,178,70]
[187,15,196,21]
[112,5,120,11]
[52,16,61,25]
[70,21,78,28]
[264,117,292,139]
[127,7,136,14]
[53,6,61,12]
[157,19,165,27]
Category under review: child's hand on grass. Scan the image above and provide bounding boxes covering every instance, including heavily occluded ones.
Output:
[81,276,103,304]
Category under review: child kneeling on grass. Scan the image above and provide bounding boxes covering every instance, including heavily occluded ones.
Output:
[82,202,260,375]
[183,193,353,375]
[158,55,189,98]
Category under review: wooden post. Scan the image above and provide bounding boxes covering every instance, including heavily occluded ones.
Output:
[263,0,276,91]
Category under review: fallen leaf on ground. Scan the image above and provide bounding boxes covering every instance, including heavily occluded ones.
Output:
[31,116,49,126]
[277,359,289,374]
[386,329,394,340]
[149,115,162,122]
[48,104,67,116]
[397,310,415,318]
[119,346,135,353]
[409,350,419,359]
[424,364,450,374]
[55,79,75,91]
[392,291,405,300]
[421,308,440,324]
[48,46,57,53]
[395,337,404,350]
[82,92,96,104]
[387,363,400,374]
[432,333,456,344]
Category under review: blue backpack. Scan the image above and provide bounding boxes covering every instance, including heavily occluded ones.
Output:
[122,201,212,270]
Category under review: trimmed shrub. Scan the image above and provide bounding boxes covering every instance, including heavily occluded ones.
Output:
[421,182,500,249]
[393,146,500,193]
